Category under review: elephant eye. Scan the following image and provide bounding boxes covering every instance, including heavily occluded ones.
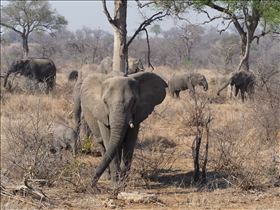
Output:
[133,98,138,105]
[103,98,107,105]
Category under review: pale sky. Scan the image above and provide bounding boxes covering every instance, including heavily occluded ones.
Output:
[1,1,220,35]
[50,1,178,35]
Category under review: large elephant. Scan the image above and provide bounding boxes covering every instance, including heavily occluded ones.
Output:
[168,72,208,98]
[217,71,255,102]
[73,71,167,189]
[99,57,145,75]
[3,57,56,93]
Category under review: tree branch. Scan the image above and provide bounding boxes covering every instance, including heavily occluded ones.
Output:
[127,11,169,47]
[102,0,115,27]
[203,1,246,38]
[135,0,154,8]
[200,9,223,24]
[144,28,154,71]
[217,20,233,34]
[0,23,23,35]
[236,6,250,71]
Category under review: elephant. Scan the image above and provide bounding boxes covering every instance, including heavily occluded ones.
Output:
[168,72,208,98]
[217,71,256,102]
[73,71,167,189]
[127,57,145,74]
[68,70,78,81]
[99,57,145,75]
[99,56,113,74]
[3,57,56,93]
[44,123,77,157]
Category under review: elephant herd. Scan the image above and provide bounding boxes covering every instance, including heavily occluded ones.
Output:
[168,70,256,102]
[3,56,257,190]
[71,68,256,189]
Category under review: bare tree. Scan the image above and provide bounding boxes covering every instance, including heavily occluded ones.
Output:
[102,0,169,73]
[179,23,204,62]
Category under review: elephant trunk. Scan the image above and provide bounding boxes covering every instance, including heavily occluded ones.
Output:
[203,82,208,91]
[92,110,128,186]
[217,81,230,95]
[3,72,11,87]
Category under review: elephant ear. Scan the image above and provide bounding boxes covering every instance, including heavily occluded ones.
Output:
[80,73,110,126]
[129,72,168,124]
[20,59,34,75]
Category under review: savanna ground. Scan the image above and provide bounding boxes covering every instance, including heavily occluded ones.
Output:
[1,65,279,209]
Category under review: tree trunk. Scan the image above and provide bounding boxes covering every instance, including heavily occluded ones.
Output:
[238,36,250,71]
[22,35,29,58]
[112,0,127,73]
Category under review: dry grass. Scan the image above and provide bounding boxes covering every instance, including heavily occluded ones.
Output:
[1,67,280,209]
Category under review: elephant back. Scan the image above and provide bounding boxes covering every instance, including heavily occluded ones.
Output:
[168,72,190,91]
[30,58,56,77]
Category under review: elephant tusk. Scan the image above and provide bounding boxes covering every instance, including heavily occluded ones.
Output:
[129,122,134,129]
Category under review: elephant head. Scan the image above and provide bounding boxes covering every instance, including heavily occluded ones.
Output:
[77,72,167,188]
[191,73,208,91]
[127,58,145,74]
[4,59,27,87]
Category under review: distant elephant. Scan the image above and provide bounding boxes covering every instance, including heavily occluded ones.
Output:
[4,57,56,93]
[217,71,255,102]
[127,58,145,74]
[99,57,145,75]
[68,70,78,81]
[73,71,167,189]
[99,56,113,74]
[44,123,77,157]
[168,72,208,98]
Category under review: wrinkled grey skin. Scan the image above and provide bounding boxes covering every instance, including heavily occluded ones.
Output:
[73,71,167,189]
[168,72,208,98]
[217,71,255,102]
[68,70,78,81]
[99,57,145,75]
[44,123,77,157]
[4,57,56,93]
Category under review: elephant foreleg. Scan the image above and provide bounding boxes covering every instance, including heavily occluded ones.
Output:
[234,86,239,98]
[108,146,122,189]
[96,121,122,189]
[120,125,140,179]
[240,89,245,102]
[175,90,180,98]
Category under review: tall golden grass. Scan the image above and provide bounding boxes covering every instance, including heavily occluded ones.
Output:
[1,66,279,196]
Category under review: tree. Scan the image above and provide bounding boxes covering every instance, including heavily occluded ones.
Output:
[102,0,169,73]
[156,0,280,71]
[179,23,204,62]
[150,24,163,37]
[1,1,68,58]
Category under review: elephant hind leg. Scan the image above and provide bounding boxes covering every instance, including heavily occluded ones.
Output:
[175,91,180,98]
